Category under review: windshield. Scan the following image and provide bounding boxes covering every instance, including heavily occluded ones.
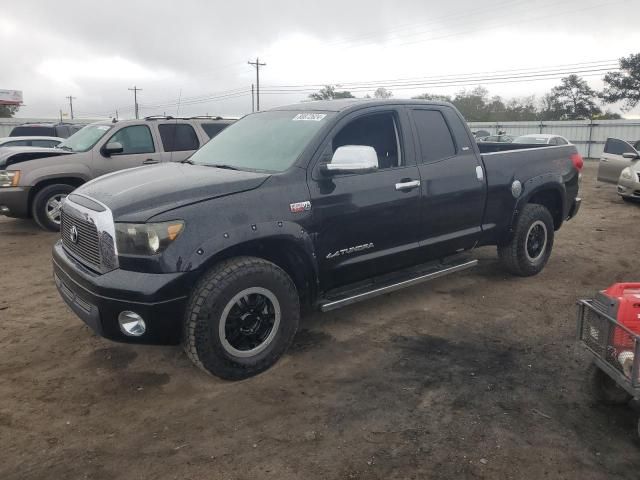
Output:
[513,136,548,144]
[57,124,112,152]
[188,111,334,172]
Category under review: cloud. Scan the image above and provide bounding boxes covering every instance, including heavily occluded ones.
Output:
[2,0,639,118]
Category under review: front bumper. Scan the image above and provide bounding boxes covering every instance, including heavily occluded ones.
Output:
[617,176,640,199]
[52,240,196,345]
[0,186,30,218]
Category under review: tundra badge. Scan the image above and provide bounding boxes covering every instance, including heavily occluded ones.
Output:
[290,201,312,213]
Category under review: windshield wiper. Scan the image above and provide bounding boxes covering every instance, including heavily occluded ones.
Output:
[56,145,73,151]
[181,159,194,164]
[208,164,241,171]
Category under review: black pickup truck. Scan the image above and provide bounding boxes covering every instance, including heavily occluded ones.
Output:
[52,99,582,379]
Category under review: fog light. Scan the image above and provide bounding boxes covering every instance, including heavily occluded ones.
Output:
[118,311,146,336]
[0,206,9,214]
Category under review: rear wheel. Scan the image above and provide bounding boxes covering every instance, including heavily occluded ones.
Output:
[497,204,554,277]
[183,257,300,380]
[31,184,74,231]
[586,363,632,405]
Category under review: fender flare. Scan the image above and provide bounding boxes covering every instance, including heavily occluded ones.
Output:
[506,173,566,238]
[181,219,319,288]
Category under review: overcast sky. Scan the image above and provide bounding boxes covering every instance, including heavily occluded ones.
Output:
[2,0,639,119]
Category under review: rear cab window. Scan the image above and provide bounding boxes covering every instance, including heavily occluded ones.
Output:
[411,109,456,163]
[158,123,200,152]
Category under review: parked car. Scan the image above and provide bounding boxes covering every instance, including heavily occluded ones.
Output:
[9,122,86,138]
[52,99,582,380]
[512,134,571,145]
[597,137,640,184]
[477,134,514,143]
[0,116,234,231]
[0,136,63,148]
[617,151,640,202]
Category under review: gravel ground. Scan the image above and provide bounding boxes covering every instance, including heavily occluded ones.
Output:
[1,161,639,479]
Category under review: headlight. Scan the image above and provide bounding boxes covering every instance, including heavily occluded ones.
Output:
[0,170,20,187]
[621,168,632,180]
[115,221,184,256]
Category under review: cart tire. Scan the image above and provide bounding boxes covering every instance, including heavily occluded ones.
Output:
[586,363,632,405]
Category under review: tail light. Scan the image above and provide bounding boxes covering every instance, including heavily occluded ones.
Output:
[571,153,584,171]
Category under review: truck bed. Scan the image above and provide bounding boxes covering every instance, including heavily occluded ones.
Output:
[477,144,580,245]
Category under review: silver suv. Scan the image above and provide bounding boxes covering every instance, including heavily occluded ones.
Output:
[0,116,234,230]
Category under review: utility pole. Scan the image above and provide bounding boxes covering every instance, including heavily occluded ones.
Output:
[247,57,266,111]
[128,86,142,119]
[251,84,255,113]
[65,95,76,119]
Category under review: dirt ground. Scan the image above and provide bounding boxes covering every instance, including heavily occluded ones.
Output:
[1,161,640,480]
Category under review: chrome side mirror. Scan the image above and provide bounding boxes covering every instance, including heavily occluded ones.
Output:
[321,145,378,175]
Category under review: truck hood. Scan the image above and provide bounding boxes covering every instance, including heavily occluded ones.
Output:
[75,162,271,220]
[0,146,71,168]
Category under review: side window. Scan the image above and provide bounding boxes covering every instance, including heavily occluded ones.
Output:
[32,140,59,148]
[5,140,30,147]
[555,137,567,145]
[604,138,634,155]
[331,112,402,169]
[412,110,456,163]
[201,123,229,139]
[158,123,200,152]
[548,137,558,146]
[107,125,155,154]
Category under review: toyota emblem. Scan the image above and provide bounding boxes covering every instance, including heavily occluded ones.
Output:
[70,225,79,244]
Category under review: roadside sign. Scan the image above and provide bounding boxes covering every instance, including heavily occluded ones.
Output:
[0,90,23,105]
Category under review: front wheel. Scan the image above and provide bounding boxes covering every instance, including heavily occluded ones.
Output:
[31,184,74,231]
[497,204,554,277]
[183,257,300,380]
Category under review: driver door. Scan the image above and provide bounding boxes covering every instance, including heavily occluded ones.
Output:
[94,124,163,176]
[309,108,422,289]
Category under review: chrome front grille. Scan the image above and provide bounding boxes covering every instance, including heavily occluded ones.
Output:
[60,195,118,273]
[61,209,101,269]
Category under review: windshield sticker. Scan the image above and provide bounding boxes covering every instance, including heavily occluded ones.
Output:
[293,113,327,122]
[96,126,110,130]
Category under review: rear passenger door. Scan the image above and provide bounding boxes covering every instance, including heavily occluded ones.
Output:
[410,107,486,259]
[598,138,638,183]
[94,124,162,176]
[157,123,201,162]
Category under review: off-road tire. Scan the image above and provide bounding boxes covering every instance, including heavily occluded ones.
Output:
[586,363,632,405]
[183,256,299,380]
[497,203,554,277]
[31,184,74,232]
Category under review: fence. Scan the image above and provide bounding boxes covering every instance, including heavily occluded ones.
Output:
[468,119,640,159]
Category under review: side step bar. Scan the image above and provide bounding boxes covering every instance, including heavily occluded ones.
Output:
[318,259,478,312]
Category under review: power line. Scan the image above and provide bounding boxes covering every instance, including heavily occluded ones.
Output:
[248,57,266,111]
[128,86,142,119]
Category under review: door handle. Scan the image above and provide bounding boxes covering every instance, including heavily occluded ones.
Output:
[143,159,159,164]
[395,179,421,191]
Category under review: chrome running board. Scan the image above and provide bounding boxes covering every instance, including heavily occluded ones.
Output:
[319,259,478,312]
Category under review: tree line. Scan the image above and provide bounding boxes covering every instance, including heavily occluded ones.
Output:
[308,53,640,122]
